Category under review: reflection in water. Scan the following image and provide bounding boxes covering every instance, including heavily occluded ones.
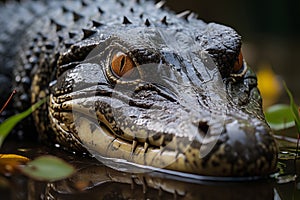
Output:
[0,138,300,199]
[45,161,275,200]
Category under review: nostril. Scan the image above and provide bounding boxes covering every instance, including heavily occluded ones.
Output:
[198,121,209,135]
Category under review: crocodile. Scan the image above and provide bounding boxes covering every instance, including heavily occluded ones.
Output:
[0,0,278,177]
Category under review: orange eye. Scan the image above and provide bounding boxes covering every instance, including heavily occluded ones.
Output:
[233,51,244,73]
[111,52,135,77]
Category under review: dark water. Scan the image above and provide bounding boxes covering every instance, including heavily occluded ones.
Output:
[0,135,299,200]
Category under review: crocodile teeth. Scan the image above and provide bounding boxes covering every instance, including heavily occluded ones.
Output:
[141,177,147,194]
[143,142,149,152]
[131,140,138,156]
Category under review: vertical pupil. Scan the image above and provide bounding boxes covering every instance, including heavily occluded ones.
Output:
[120,56,126,72]
[111,52,136,78]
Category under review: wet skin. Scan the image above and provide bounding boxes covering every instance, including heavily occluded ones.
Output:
[0,0,278,176]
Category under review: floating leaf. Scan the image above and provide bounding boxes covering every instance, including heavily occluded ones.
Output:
[265,104,295,131]
[0,154,30,174]
[20,156,75,181]
[0,98,46,147]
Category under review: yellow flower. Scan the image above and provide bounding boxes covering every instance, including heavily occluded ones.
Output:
[257,63,282,108]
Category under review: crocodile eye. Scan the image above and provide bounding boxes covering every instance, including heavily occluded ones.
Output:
[111,52,135,77]
[233,51,244,73]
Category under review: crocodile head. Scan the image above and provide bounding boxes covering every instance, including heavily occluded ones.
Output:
[46,14,277,177]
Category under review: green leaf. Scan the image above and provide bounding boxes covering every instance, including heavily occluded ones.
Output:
[283,82,300,133]
[265,104,295,130]
[20,156,75,182]
[0,98,46,147]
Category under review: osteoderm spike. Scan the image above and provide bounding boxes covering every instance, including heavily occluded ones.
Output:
[41,34,48,41]
[50,18,55,25]
[64,41,74,48]
[50,19,65,31]
[161,16,168,25]
[82,29,97,39]
[81,0,88,7]
[190,12,198,19]
[45,42,55,49]
[123,16,132,24]
[98,7,104,14]
[144,19,151,27]
[58,35,64,42]
[68,31,77,38]
[155,1,166,9]
[50,19,59,31]
[72,11,84,21]
[56,23,65,32]
[117,0,125,7]
[92,20,103,27]
[62,6,69,13]
[176,10,192,21]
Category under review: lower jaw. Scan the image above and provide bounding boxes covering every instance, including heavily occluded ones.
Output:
[73,115,276,177]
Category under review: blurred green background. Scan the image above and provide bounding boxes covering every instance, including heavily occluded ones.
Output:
[166,0,300,104]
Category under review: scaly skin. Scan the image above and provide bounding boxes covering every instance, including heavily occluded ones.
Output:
[0,0,278,177]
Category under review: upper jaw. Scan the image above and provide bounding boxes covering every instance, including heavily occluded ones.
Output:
[49,85,278,176]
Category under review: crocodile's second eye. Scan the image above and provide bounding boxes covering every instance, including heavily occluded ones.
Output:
[233,51,244,73]
[111,52,136,78]
[230,51,247,78]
